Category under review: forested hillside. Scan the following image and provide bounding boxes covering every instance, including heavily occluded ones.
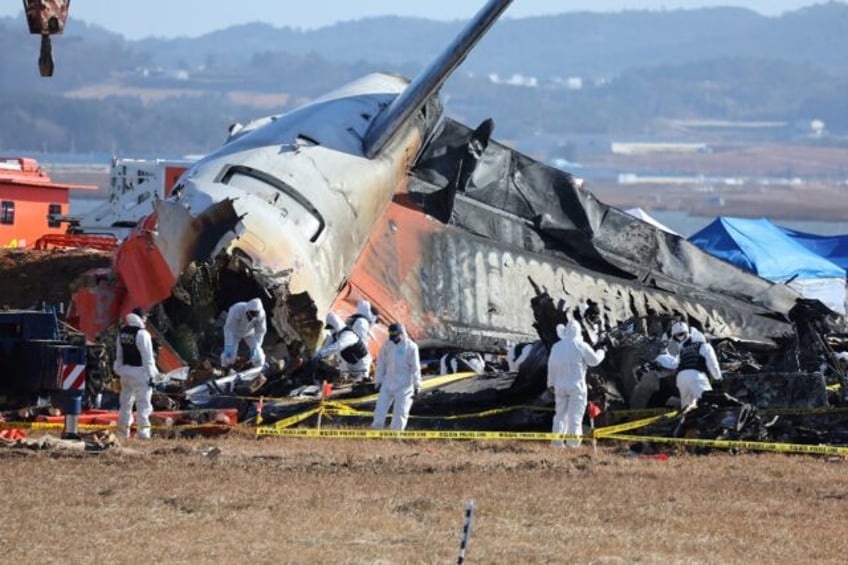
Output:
[1,4,847,154]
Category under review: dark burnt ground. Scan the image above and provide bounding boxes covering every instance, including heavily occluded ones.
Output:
[0,248,112,310]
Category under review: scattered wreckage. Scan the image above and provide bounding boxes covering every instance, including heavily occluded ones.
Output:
[5,0,847,452]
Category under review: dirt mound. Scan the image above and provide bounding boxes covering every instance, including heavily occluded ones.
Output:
[0,248,112,309]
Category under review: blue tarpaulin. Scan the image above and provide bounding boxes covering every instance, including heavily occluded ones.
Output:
[690,217,846,313]
[778,227,848,271]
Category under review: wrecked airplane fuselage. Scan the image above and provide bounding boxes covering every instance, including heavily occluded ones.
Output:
[116,73,437,358]
[101,0,838,376]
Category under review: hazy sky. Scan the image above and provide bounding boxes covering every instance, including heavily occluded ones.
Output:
[1,1,833,39]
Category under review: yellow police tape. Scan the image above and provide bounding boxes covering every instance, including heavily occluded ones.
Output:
[258,427,586,441]
[592,411,679,437]
[334,371,478,406]
[0,420,249,433]
[255,425,848,455]
[606,433,848,456]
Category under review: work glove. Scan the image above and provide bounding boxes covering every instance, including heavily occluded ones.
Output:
[250,347,262,367]
[221,344,236,368]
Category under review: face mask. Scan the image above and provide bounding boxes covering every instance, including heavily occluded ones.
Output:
[673,332,687,343]
[390,334,401,343]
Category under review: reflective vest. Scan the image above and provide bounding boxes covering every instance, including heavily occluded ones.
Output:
[678,340,707,373]
[119,325,143,367]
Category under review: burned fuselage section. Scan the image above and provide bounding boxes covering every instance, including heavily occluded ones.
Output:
[343,117,809,358]
[97,0,837,384]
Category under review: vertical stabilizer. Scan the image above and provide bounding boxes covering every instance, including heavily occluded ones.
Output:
[363,0,513,159]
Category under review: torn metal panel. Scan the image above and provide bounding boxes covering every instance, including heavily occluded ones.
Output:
[406,118,806,344]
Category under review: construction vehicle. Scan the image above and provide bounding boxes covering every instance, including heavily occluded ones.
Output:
[0,156,97,249]
[55,157,195,242]
[0,307,108,411]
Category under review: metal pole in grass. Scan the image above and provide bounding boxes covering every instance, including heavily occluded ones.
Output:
[316,381,326,430]
[588,401,602,455]
[457,499,475,564]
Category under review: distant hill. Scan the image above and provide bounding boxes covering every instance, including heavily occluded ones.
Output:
[115,4,848,77]
[0,4,847,154]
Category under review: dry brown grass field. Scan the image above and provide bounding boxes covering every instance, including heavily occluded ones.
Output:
[1,434,846,564]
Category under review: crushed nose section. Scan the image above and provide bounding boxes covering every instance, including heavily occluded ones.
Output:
[159,251,323,367]
[154,198,242,275]
[115,199,241,308]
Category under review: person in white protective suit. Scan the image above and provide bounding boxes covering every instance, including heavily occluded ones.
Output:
[654,321,722,409]
[547,320,606,448]
[113,308,159,439]
[371,323,422,431]
[313,312,370,379]
[221,298,267,369]
[346,299,378,381]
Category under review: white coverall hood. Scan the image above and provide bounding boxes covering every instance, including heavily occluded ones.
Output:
[246,298,264,314]
[563,320,582,341]
[356,299,377,323]
[125,312,145,328]
[325,312,344,333]
[671,321,689,341]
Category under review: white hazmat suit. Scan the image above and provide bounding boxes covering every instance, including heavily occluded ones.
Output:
[113,312,158,439]
[655,321,722,409]
[315,312,368,378]
[346,299,377,380]
[372,324,421,431]
[221,298,267,368]
[547,320,606,448]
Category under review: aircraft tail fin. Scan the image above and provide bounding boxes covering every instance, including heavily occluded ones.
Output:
[363,0,512,159]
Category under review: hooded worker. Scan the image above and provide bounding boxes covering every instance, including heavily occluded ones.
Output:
[113,308,159,439]
[313,311,369,379]
[346,299,377,381]
[221,298,267,369]
[654,321,722,409]
[372,323,422,431]
[546,320,606,448]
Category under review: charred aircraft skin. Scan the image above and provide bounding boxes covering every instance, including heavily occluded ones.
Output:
[348,117,806,352]
[105,0,832,371]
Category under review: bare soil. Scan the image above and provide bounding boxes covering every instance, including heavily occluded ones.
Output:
[0,248,112,310]
[1,436,846,564]
[585,143,848,221]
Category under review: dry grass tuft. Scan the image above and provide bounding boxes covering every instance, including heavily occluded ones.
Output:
[1,436,847,563]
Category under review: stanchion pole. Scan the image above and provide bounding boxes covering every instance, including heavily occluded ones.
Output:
[588,401,601,455]
[457,499,475,564]
[62,390,82,440]
[254,396,264,438]
[316,381,327,430]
